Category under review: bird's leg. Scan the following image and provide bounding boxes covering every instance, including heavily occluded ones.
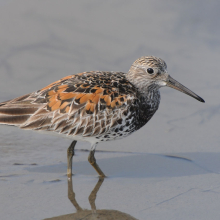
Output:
[88,144,106,177]
[67,140,77,178]
[88,177,105,211]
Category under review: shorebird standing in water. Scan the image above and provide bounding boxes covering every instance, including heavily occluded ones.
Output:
[0,56,204,177]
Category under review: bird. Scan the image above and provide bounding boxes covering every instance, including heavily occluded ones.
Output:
[0,56,204,177]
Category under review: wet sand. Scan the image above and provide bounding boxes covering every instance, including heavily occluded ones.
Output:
[0,1,220,219]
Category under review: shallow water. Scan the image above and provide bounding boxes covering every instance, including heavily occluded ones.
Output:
[0,1,220,219]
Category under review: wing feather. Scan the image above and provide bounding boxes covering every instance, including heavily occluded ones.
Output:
[0,71,138,137]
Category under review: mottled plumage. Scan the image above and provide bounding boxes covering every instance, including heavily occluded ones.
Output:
[0,56,204,177]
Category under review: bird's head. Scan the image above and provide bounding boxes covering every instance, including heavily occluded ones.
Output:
[127,56,204,103]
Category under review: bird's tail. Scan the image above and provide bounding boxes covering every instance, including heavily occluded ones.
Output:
[0,93,40,127]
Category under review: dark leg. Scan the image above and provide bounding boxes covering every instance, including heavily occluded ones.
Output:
[67,140,77,178]
[88,145,106,177]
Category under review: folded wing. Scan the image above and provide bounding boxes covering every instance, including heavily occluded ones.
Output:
[0,72,137,137]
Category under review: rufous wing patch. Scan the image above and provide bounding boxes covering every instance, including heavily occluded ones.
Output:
[51,100,61,111]
[60,102,69,109]
[59,93,77,100]
[111,100,116,108]
[48,90,56,96]
[48,98,58,108]
[91,94,100,104]
[57,85,68,93]
[42,73,133,120]
[75,93,86,102]
[79,94,94,104]
[85,102,96,114]
[95,88,104,94]
[104,95,111,106]
[65,106,70,113]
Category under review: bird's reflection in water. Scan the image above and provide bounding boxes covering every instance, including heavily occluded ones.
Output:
[44,176,137,220]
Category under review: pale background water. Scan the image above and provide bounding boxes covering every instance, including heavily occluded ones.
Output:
[0,1,220,220]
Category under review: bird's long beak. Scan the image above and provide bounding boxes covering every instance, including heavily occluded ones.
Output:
[166,75,205,103]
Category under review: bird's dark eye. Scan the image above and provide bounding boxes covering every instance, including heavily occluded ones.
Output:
[147,68,154,74]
